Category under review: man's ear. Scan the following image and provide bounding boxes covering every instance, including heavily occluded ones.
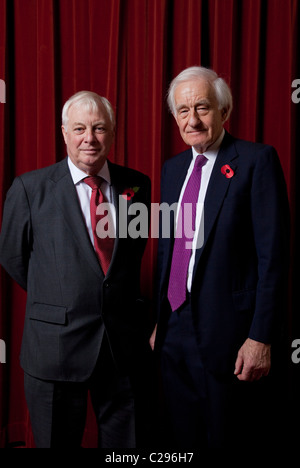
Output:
[61,125,67,144]
[221,108,229,122]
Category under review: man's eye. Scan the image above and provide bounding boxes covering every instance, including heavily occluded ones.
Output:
[95,127,105,133]
[197,106,208,113]
[74,127,84,133]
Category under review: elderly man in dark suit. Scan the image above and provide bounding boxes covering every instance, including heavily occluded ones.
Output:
[0,91,151,448]
[150,66,290,447]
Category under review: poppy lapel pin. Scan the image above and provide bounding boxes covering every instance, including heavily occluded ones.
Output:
[221,164,234,179]
[121,186,140,200]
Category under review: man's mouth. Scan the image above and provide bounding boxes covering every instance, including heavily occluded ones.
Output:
[81,148,99,153]
[188,129,206,134]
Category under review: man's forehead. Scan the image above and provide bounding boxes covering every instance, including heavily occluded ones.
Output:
[68,103,108,121]
[175,79,215,101]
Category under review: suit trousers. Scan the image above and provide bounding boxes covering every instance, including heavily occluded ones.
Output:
[24,336,136,448]
[161,297,278,448]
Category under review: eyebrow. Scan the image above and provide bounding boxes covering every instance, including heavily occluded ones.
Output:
[72,121,106,127]
[176,99,211,112]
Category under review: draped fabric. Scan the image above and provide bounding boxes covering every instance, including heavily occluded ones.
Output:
[0,0,299,447]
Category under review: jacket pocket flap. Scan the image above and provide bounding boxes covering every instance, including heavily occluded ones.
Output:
[29,303,67,324]
[232,289,256,312]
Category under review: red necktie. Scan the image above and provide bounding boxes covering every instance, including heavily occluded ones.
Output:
[84,176,114,275]
[167,154,207,311]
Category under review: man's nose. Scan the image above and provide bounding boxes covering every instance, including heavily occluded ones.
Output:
[84,128,96,142]
[188,109,201,127]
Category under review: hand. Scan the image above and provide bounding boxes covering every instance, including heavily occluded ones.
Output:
[234,338,271,382]
[149,324,157,351]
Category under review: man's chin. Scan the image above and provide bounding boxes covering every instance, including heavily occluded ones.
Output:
[187,138,210,150]
[78,156,106,175]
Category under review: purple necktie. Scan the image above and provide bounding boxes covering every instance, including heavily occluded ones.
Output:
[167,154,207,311]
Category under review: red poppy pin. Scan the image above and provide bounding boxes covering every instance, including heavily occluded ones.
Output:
[221,164,234,179]
[122,186,140,200]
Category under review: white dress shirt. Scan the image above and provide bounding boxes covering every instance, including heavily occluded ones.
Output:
[176,129,225,291]
[67,157,116,247]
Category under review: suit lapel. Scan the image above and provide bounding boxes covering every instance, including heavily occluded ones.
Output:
[106,161,138,277]
[193,132,238,279]
[49,159,104,279]
[169,150,193,208]
[106,162,123,275]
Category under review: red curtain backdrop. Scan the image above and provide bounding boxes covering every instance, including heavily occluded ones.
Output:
[0,0,299,447]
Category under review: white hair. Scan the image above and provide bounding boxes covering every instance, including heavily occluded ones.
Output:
[167,66,233,121]
[62,91,115,129]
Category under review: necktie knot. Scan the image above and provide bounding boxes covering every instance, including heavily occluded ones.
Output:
[195,154,207,170]
[84,176,103,190]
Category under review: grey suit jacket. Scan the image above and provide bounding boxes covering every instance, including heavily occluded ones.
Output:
[0,158,151,381]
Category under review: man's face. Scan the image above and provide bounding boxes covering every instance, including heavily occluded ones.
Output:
[62,103,115,175]
[174,78,226,153]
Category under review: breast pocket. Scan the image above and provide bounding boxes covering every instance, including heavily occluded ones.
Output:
[29,302,67,325]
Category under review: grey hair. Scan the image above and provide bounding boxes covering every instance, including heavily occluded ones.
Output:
[167,66,233,121]
[62,91,116,130]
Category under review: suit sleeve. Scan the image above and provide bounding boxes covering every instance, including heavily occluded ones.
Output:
[154,163,168,321]
[248,146,290,343]
[0,176,32,290]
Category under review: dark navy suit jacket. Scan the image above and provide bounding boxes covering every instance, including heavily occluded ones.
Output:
[0,158,151,381]
[156,131,290,377]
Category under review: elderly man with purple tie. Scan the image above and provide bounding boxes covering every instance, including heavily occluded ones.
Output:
[150,66,290,448]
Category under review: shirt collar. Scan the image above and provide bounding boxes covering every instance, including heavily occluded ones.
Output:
[192,128,225,161]
[67,157,111,185]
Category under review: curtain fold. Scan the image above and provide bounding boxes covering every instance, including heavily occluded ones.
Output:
[0,0,298,447]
